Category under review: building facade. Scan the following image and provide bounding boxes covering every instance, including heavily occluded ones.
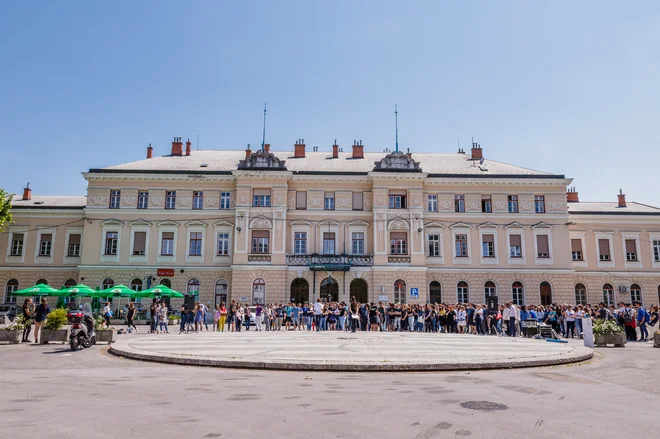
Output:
[2,139,660,308]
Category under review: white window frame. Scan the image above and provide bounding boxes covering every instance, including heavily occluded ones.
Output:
[193,191,204,210]
[213,221,233,263]
[594,232,615,269]
[347,220,368,256]
[290,221,312,255]
[324,192,335,211]
[156,221,179,264]
[137,191,149,209]
[294,232,307,255]
[569,231,587,268]
[63,227,84,264]
[34,227,56,264]
[425,223,444,264]
[100,221,122,263]
[165,191,177,209]
[650,234,660,269]
[532,226,554,266]
[451,225,472,265]
[109,190,121,209]
[456,281,469,303]
[128,223,150,264]
[478,226,499,266]
[220,192,231,210]
[427,194,437,212]
[505,224,526,266]
[318,221,340,256]
[185,222,207,264]
[5,226,28,264]
[621,232,642,269]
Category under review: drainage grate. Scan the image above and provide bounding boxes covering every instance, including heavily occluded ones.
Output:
[460,401,508,411]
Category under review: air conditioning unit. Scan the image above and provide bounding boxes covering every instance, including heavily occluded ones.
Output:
[619,286,629,293]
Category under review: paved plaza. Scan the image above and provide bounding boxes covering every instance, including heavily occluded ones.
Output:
[110,331,593,371]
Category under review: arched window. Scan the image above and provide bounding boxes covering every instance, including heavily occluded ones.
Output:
[575,283,587,305]
[35,279,48,286]
[603,283,614,306]
[512,281,524,305]
[130,278,143,292]
[429,281,442,304]
[102,278,114,290]
[350,278,368,303]
[252,278,266,305]
[187,279,200,298]
[630,283,642,304]
[291,278,310,304]
[457,281,469,303]
[215,279,228,307]
[540,281,552,306]
[394,279,406,303]
[159,278,172,288]
[64,279,77,288]
[484,281,496,301]
[4,279,18,304]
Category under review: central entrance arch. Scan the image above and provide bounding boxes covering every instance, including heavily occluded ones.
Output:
[540,281,552,306]
[290,278,310,304]
[320,277,339,302]
[350,278,368,303]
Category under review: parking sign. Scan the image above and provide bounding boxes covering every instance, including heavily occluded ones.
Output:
[410,288,419,299]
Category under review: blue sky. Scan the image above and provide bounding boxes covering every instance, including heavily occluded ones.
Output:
[1,1,659,206]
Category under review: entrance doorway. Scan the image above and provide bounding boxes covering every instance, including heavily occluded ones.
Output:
[429,281,442,303]
[320,277,339,302]
[540,281,552,306]
[215,279,228,307]
[290,278,310,304]
[350,278,368,303]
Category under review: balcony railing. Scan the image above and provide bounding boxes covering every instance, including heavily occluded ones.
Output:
[248,254,271,263]
[286,253,373,267]
[388,256,411,264]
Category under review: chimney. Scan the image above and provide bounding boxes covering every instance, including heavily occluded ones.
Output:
[352,140,364,159]
[185,139,191,156]
[294,139,306,158]
[332,140,339,159]
[171,137,183,156]
[264,143,270,152]
[407,147,412,159]
[471,142,483,160]
[22,183,31,201]
[617,189,627,208]
[245,144,252,159]
[146,144,153,159]
[566,187,579,203]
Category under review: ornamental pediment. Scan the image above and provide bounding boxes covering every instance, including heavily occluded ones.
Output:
[185,220,208,228]
[290,220,312,226]
[532,222,554,229]
[157,221,179,227]
[423,221,445,229]
[504,221,526,229]
[388,219,410,231]
[249,218,273,229]
[449,222,472,229]
[128,219,152,226]
[213,220,234,228]
[101,219,123,226]
[347,220,369,227]
[477,221,498,229]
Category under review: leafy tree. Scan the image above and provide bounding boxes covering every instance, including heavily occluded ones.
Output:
[0,189,12,232]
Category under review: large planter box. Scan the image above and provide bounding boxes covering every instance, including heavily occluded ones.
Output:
[40,328,70,344]
[96,329,117,344]
[0,330,21,344]
[595,332,626,347]
[654,333,660,348]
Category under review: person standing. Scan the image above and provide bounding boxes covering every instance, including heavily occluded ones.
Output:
[213,305,221,332]
[127,302,138,333]
[149,299,158,333]
[102,301,112,330]
[255,303,263,331]
[508,302,517,337]
[349,297,359,333]
[33,298,50,343]
[635,302,648,341]
[21,298,34,342]
[219,302,227,332]
[159,302,169,333]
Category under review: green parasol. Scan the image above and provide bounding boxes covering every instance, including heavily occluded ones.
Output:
[11,283,60,296]
[135,285,184,298]
[94,284,139,315]
[51,284,97,297]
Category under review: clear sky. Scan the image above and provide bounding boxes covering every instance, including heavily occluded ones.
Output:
[1,1,659,206]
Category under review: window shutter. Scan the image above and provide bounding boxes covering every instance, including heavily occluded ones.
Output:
[352,192,363,210]
[296,191,307,209]
[134,232,146,252]
[389,190,407,196]
[482,234,494,243]
[324,192,334,199]
[252,230,269,238]
[69,234,81,245]
[571,238,582,252]
[253,189,270,196]
[323,232,335,240]
[162,232,174,240]
[625,239,636,254]
[41,233,52,242]
[598,239,610,256]
[510,234,521,246]
[391,232,407,240]
[536,235,549,255]
[14,233,24,242]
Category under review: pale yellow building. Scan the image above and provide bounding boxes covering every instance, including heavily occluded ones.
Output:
[2,139,659,308]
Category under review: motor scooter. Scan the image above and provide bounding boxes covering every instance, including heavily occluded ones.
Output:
[67,310,96,351]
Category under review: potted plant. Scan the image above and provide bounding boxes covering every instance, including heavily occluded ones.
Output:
[168,314,180,326]
[94,314,116,344]
[593,318,626,347]
[0,315,27,343]
[40,309,70,344]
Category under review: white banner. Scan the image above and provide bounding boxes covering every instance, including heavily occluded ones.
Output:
[582,317,594,348]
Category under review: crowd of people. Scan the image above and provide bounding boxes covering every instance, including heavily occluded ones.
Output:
[166,298,659,341]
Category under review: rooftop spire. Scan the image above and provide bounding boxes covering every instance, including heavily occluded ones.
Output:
[261,102,267,152]
[395,104,399,153]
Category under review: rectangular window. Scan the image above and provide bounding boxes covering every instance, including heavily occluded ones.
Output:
[109,190,121,209]
[482,234,495,257]
[217,233,230,255]
[296,191,307,210]
[654,240,660,262]
[323,232,336,255]
[193,191,204,210]
[427,195,437,212]
[389,191,406,209]
[165,191,176,209]
[534,195,545,213]
[161,232,174,256]
[137,191,149,209]
[625,239,637,261]
[10,233,23,256]
[39,234,52,256]
[508,195,518,213]
[65,233,80,257]
[324,192,335,210]
[253,189,271,207]
[428,234,441,257]
[509,234,522,258]
[189,232,203,256]
[294,232,307,255]
[352,192,363,210]
[455,234,468,257]
[251,230,269,253]
[220,192,231,209]
[482,195,492,213]
[454,194,465,213]
[390,232,407,255]
[598,238,611,261]
[536,234,550,258]
[571,238,583,261]
[133,231,146,255]
[105,232,118,255]
[352,232,365,255]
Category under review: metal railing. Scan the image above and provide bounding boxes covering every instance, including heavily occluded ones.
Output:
[286,253,373,267]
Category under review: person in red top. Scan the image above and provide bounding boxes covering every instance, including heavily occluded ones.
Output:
[219,303,227,332]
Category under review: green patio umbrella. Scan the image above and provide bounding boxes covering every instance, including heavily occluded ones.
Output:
[51,284,97,297]
[11,283,60,296]
[136,285,184,298]
[94,284,139,316]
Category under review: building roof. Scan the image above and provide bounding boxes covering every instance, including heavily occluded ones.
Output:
[568,202,660,216]
[92,150,563,178]
[10,195,87,209]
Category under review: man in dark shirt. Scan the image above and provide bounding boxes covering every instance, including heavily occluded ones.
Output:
[33,298,50,344]
[369,303,379,331]
[597,302,610,320]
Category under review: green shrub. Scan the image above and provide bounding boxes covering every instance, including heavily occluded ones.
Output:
[4,314,28,331]
[592,318,624,335]
[43,308,69,330]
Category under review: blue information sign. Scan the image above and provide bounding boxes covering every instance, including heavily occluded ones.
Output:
[410,288,419,298]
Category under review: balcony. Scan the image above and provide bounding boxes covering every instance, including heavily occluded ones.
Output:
[286,253,373,269]
[248,254,271,263]
[388,256,411,264]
